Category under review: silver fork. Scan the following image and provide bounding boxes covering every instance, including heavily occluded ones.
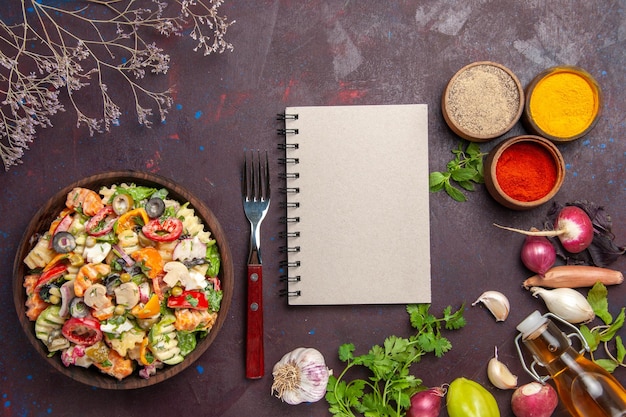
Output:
[242,149,270,379]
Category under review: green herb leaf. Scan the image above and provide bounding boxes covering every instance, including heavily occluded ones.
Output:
[594,358,619,373]
[443,304,467,330]
[579,325,600,351]
[444,182,467,202]
[599,308,625,342]
[338,343,355,362]
[429,172,448,189]
[450,167,478,182]
[587,282,612,324]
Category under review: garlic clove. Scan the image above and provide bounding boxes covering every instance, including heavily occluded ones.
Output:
[487,346,518,390]
[472,290,510,322]
[529,287,595,324]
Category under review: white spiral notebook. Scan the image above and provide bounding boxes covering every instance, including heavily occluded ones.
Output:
[279,104,431,305]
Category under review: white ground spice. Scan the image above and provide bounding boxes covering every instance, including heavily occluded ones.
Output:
[446,64,520,137]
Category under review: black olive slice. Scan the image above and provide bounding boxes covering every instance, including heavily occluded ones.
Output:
[145,197,165,218]
[52,231,76,253]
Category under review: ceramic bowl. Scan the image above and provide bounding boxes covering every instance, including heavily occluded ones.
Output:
[484,135,565,210]
[13,171,233,389]
[522,66,602,142]
[442,61,524,142]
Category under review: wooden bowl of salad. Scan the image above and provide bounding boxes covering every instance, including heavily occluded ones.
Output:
[13,171,233,389]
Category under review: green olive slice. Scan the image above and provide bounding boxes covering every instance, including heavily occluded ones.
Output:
[112,194,134,216]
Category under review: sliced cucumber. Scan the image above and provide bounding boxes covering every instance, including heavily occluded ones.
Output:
[35,305,67,343]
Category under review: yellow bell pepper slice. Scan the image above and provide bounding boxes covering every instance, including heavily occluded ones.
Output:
[131,293,161,319]
[139,337,154,366]
[116,208,149,233]
[43,253,70,272]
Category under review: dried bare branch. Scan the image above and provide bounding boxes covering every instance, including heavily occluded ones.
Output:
[0,0,234,170]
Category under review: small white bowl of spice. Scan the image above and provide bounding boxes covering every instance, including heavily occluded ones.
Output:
[442,61,524,142]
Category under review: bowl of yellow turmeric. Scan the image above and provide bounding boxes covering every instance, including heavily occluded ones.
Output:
[522,66,602,142]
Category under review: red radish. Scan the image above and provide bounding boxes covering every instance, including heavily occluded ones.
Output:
[408,386,446,417]
[511,382,558,417]
[494,206,594,254]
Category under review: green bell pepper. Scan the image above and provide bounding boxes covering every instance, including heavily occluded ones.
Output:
[447,377,500,417]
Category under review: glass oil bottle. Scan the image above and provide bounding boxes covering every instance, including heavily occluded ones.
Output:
[515,311,626,417]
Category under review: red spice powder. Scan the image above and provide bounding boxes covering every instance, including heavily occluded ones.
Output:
[495,142,557,202]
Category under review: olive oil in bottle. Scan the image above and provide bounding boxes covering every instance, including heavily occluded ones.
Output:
[516,311,626,417]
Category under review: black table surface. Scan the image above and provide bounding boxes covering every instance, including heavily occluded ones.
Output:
[1,1,624,416]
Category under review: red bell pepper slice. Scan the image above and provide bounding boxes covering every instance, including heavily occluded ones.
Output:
[142,217,183,242]
[167,290,209,310]
[34,264,68,293]
[85,206,116,236]
[61,317,103,346]
[53,213,74,235]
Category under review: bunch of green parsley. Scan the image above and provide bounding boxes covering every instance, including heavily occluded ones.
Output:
[325,304,466,417]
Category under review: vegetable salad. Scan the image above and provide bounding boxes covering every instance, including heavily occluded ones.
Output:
[22,183,223,381]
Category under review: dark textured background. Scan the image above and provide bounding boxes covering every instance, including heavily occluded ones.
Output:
[1,1,624,416]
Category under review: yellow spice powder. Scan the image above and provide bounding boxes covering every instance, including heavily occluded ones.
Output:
[529,70,599,138]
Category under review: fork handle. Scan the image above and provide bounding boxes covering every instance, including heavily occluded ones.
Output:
[246,263,264,379]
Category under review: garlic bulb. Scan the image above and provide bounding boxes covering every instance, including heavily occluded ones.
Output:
[271,347,331,405]
[529,287,595,324]
[487,346,518,390]
[472,290,510,321]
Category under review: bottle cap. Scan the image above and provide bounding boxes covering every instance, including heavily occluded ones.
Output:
[517,310,547,338]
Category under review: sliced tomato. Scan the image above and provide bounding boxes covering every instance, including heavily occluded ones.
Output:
[85,206,116,236]
[142,218,183,242]
[61,317,103,346]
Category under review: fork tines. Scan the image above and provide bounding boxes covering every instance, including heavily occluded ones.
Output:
[243,150,270,202]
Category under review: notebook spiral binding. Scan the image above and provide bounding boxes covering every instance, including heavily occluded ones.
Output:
[278,112,301,298]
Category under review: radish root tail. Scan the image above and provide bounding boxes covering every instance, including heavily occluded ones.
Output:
[493,223,564,237]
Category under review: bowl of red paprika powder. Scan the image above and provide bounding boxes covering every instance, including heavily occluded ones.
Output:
[484,135,565,210]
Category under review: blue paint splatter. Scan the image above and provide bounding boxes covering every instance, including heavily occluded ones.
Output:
[195,110,203,119]
[565,163,573,170]
[599,143,606,149]
[27,374,33,380]
[601,70,607,76]
[121,57,127,64]
[176,104,183,111]
[4,400,10,408]
[582,139,591,146]
[199,145,205,151]
[47,407,53,413]
[308,328,315,335]
[196,365,204,374]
